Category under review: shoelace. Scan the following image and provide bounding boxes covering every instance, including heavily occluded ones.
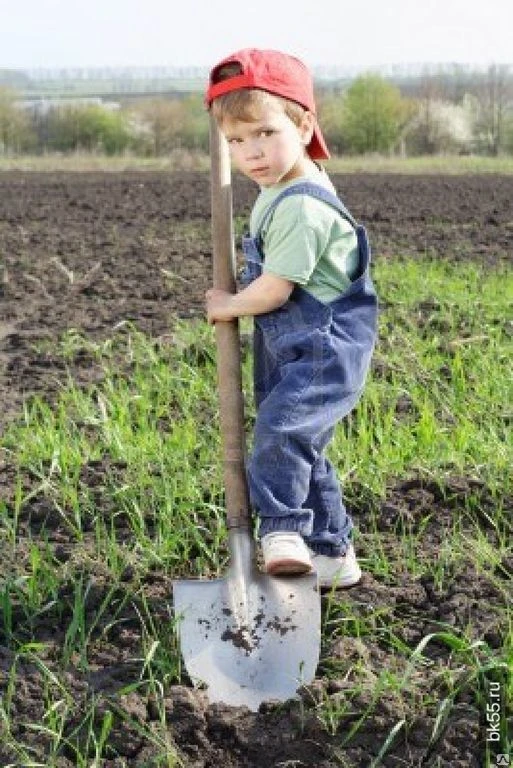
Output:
[264,534,305,550]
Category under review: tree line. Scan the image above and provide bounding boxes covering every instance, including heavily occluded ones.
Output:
[1,67,512,157]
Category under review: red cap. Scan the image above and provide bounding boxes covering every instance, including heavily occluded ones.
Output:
[206,48,330,161]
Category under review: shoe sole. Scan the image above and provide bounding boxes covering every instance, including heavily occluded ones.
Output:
[265,559,313,576]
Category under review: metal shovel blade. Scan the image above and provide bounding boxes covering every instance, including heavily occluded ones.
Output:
[173,530,321,711]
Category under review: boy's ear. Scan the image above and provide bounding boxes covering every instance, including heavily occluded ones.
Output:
[299,111,315,146]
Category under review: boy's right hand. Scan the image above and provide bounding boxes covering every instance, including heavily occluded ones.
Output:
[206,274,294,323]
[205,288,236,324]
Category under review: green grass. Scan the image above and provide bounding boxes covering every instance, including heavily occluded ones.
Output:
[333,258,512,495]
[1,152,512,174]
[0,256,511,764]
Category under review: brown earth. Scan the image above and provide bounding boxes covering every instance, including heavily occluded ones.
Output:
[0,171,512,767]
[1,171,511,424]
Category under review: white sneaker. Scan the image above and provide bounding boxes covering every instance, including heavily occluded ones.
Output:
[308,544,362,589]
[261,532,313,576]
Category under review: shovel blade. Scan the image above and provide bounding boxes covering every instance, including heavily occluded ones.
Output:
[173,546,320,711]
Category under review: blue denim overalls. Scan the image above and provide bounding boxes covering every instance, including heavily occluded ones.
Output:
[241,181,378,556]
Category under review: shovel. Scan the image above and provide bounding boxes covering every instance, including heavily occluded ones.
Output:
[172,115,321,712]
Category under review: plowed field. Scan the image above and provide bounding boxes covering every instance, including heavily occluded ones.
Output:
[0,171,511,767]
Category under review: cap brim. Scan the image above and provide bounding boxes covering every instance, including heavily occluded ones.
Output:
[308,122,330,160]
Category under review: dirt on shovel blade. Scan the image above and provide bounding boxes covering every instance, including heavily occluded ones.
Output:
[173,537,320,711]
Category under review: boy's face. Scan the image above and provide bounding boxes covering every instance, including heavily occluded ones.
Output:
[220,101,315,187]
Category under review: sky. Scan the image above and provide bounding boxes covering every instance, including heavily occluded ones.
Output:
[0,0,512,71]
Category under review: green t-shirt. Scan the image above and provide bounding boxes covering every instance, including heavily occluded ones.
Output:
[249,167,359,303]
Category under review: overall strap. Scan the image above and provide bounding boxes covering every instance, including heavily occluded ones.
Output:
[255,181,358,245]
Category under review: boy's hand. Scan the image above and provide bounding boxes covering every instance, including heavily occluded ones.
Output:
[206,274,294,323]
[205,288,235,324]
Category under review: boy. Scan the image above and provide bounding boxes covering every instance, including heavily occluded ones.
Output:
[205,49,377,588]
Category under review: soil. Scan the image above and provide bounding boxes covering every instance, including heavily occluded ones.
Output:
[0,171,511,767]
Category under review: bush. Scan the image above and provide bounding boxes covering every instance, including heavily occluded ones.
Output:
[0,87,37,154]
[340,75,412,154]
[404,99,474,155]
[46,105,132,154]
[130,95,209,156]
[317,93,349,155]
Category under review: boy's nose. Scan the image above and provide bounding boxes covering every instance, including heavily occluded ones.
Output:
[245,141,264,160]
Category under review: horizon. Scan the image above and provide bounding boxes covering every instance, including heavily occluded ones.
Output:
[6,61,511,80]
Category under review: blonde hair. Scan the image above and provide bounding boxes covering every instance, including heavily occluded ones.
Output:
[210,63,306,127]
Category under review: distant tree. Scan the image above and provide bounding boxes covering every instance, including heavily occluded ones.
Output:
[503,116,513,154]
[401,74,472,155]
[403,98,474,156]
[46,104,131,154]
[473,64,513,155]
[178,94,209,151]
[130,99,184,155]
[340,75,412,154]
[412,73,443,154]
[317,94,348,154]
[0,87,36,154]
[0,69,31,88]
[130,95,208,155]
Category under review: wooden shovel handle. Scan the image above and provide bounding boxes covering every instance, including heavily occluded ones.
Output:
[209,115,251,531]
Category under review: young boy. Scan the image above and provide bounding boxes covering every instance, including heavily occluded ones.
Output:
[205,49,377,588]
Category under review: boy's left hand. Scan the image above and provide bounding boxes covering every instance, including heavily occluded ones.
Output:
[205,288,235,324]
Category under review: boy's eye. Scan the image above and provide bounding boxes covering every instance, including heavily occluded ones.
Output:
[226,129,274,144]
